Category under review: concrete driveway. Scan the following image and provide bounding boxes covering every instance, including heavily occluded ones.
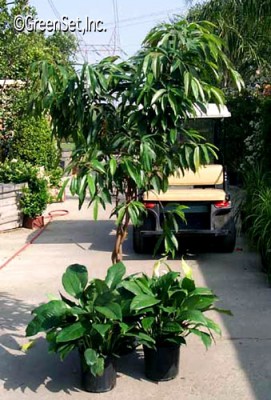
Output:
[0,195,271,400]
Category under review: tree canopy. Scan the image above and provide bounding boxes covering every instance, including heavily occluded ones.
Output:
[0,0,78,164]
[30,20,243,262]
[187,0,271,85]
[0,0,78,80]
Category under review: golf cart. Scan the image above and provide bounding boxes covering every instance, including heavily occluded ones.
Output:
[133,104,236,253]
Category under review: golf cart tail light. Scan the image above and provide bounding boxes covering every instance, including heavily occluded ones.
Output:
[143,202,156,209]
[214,200,231,208]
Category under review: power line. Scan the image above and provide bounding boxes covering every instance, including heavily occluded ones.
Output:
[47,0,61,20]
[105,7,185,28]
[47,0,88,62]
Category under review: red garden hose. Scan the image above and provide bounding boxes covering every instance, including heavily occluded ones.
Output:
[0,209,69,271]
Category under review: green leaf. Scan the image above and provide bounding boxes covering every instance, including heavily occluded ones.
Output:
[84,349,105,377]
[229,68,244,92]
[168,93,178,116]
[151,88,167,105]
[58,343,75,361]
[87,175,96,197]
[91,160,105,174]
[182,295,216,310]
[184,71,190,96]
[26,316,42,337]
[130,294,160,311]
[56,322,86,343]
[26,300,70,336]
[84,348,98,366]
[105,261,126,289]
[191,78,199,99]
[152,54,161,79]
[128,204,138,226]
[179,310,208,326]
[210,87,225,105]
[165,337,186,346]
[193,146,200,171]
[142,54,151,74]
[142,317,155,331]
[93,279,109,294]
[92,357,105,377]
[121,280,145,295]
[191,288,213,296]
[162,321,182,333]
[93,197,100,220]
[92,323,111,338]
[182,277,196,292]
[116,204,126,225]
[62,264,88,299]
[191,329,212,348]
[119,322,130,334]
[57,178,69,202]
[170,129,177,143]
[109,158,117,176]
[181,259,193,279]
[124,160,140,185]
[59,292,77,308]
[205,318,221,335]
[137,332,156,344]
[212,307,233,316]
[95,302,122,320]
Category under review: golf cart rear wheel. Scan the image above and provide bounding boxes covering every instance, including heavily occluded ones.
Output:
[217,218,236,253]
[133,227,146,253]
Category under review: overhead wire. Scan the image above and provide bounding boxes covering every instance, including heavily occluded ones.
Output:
[105,7,185,28]
[46,0,88,62]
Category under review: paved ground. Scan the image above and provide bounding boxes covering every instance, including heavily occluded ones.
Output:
[1,194,271,400]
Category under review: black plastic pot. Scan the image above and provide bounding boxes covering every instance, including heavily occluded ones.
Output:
[143,343,180,381]
[81,355,117,393]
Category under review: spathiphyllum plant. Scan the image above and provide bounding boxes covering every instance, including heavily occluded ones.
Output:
[122,259,231,349]
[25,262,136,377]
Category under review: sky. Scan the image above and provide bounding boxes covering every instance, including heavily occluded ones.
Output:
[29,0,199,63]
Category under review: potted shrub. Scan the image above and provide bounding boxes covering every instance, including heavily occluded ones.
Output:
[123,259,230,382]
[25,262,137,393]
[20,175,49,229]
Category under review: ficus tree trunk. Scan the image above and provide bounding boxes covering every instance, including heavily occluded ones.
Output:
[111,180,134,264]
[111,212,130,264]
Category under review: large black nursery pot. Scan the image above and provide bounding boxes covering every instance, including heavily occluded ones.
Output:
[81,355,117,393]
[143,343,180,382]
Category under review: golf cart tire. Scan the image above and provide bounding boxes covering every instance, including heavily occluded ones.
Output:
[133,227,147,253]
[217,218,236,253]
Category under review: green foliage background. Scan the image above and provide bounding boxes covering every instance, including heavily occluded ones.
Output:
[9,116,60,170]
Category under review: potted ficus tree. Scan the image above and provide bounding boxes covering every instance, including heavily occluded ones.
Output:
[25,262,137,393]
[30,19,243,263]
[122,259,231,381]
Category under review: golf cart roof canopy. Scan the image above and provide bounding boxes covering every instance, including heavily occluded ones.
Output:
[191,103,231,119]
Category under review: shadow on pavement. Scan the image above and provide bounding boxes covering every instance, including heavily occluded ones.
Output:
[26,219,116,252]
[0,293,81,394]
[194,239,271,400]
[117,349,146,382]
[26,219,209,261]
[0,293,33,332]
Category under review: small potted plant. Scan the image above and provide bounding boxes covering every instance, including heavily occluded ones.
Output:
[20,176,49,229]
[123,259,231,382]
[25,262,137,393]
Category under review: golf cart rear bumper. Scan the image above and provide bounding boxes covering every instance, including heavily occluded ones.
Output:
[140,229,230,238]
